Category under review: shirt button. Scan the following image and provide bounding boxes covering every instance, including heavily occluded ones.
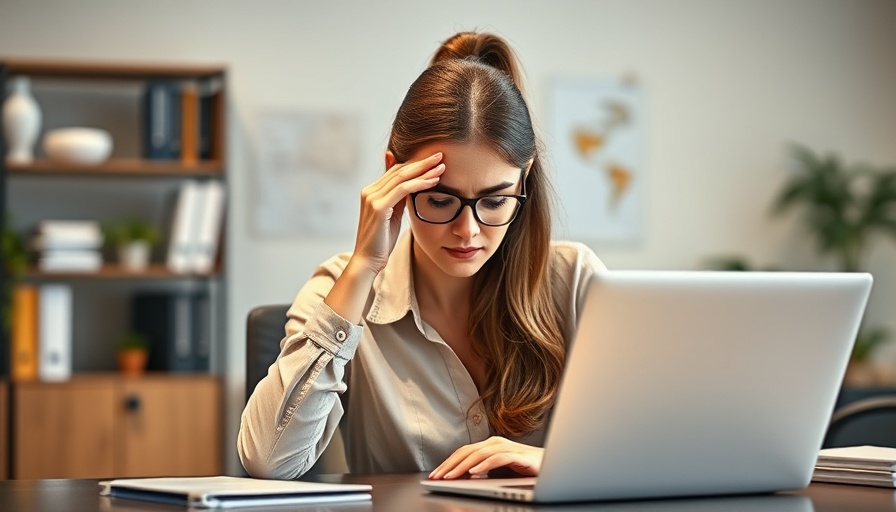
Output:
[472,413,482,425]
[335,330,347,342]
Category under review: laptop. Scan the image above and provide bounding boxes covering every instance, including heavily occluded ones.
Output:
[422,271,872,503]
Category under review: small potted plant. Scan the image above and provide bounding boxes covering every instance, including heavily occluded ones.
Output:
[117,332,149,376]
[103,218,162,271]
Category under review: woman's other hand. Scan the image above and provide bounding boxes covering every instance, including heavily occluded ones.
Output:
[428,437,543,480]
[352,152,444,274]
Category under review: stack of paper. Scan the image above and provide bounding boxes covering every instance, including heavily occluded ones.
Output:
[813,445,896,488]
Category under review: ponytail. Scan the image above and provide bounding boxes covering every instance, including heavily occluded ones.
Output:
[430,32,525,92]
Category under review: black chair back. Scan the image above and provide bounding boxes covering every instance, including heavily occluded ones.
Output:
[823,396,896,448]
[245,304,291,402]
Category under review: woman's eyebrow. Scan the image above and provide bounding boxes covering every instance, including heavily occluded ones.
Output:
[431,180,516,196]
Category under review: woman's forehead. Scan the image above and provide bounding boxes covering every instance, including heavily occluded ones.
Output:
[412,141,520,187]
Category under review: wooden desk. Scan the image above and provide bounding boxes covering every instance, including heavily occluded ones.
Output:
[0,473,894,511]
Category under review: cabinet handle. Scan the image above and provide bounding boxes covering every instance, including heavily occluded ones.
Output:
[125,395,141,412]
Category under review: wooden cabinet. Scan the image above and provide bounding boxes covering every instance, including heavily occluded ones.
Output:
[12,374,221,479]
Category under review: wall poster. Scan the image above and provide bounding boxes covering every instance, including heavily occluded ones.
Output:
[253,111,362,238]
[549,78,645,244]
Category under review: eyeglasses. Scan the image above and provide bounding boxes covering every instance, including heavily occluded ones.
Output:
[410,169,527,227]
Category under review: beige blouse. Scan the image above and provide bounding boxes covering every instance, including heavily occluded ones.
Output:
[238,233,606,479]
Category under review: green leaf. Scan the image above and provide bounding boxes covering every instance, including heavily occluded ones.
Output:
[853,326,890,361]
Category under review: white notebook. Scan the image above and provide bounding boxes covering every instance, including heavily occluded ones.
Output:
[99,476,372,509]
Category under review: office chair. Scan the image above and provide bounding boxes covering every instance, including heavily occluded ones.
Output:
[245,304,348,476]
[822,395,896,448]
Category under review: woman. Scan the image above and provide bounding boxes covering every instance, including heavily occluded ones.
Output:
[238,31,606,480]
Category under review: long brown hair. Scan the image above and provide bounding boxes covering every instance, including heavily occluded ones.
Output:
[388,32,564,438]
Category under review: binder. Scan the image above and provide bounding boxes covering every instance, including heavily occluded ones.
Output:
[143,80,181,159]
[198,87,215,160]
[133,291,210,372]
[192,292,211,371]
[38,284,73,382]
[180,81,199,166]
[10,284,39,381]
[166,180,201,273]
[193,180,226,274]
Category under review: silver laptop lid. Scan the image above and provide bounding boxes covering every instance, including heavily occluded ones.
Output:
[535,271,872,502]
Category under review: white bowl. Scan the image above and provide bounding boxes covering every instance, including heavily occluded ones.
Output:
[43,127,113,164]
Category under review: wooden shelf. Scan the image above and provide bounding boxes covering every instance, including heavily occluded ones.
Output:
[7,158,224,177]
[0,58,225,80]
[24,263,220,280]
[11,372,219,383]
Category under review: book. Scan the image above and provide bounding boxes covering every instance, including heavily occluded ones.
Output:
[38,284,73,382]
[167,179,201,273]
[181,81,199,166]
[98,476,372,508]
[133,291,209,372]
[32,234,102,251]
[38,249,103,272]
[198,84,215,160]
[36,220,103,248]
[143,80,181,159]
[10,284,39,382]
[193,180,226,274]
[193,292,211,371]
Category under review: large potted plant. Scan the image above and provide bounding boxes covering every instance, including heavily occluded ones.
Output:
[772,143,896,383]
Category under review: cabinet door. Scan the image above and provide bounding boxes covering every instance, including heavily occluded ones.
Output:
[119,376,221,477]
[14,380,116,479]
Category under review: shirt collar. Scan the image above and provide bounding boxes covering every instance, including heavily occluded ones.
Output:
[365,231,422,326]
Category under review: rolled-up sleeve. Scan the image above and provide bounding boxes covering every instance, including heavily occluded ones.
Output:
[238,255,361,479]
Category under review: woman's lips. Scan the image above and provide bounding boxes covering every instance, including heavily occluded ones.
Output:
[445,247,480,259]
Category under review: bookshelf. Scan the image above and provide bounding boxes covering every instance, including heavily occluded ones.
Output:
[0,58,227,479]
[7,159,223,176]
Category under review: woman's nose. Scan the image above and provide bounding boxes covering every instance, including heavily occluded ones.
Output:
[451,204,480,239]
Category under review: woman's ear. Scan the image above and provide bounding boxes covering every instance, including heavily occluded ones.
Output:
[385,151,397,170]
[525,158,534,177]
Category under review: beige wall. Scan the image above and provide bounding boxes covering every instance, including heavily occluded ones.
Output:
[3,0,896,474]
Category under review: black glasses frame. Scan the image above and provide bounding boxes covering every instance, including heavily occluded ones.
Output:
[410,169,528,227]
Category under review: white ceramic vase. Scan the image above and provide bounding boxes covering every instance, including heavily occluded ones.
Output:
[2,76,43,164]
